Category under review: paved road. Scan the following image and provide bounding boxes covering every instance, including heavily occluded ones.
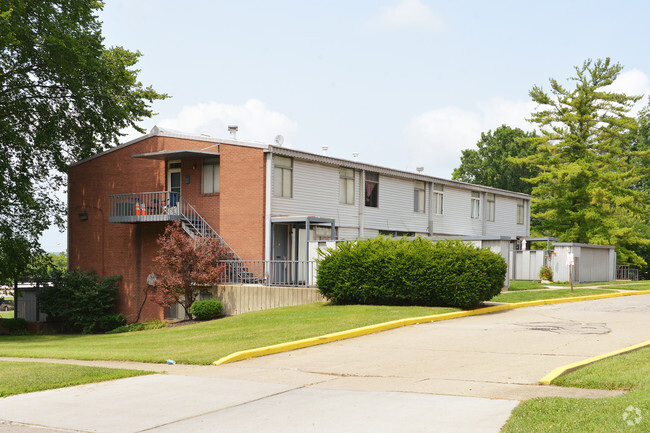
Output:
[1,294,649,433]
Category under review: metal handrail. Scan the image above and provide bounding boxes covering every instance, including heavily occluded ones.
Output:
[217,260,317,287]
[108,191,244,261]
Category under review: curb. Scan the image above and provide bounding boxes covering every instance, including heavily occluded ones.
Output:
[212,289,650,365]
[539,339,650,385]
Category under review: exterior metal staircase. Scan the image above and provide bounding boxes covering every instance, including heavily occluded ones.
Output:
[108,191,260,284]
[178,196,261,284]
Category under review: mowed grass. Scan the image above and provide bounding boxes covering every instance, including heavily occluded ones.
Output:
[0,361,152,397]
[492,288,616,303]
[501,347,650,433]
[0,303,457,365]
[0,311,13,319]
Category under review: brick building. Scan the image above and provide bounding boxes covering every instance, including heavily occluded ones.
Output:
[68,126,530,321]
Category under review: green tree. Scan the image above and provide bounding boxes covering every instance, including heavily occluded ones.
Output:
[518,58,650,266]
[452,125,539,194]
[0,0,167,264]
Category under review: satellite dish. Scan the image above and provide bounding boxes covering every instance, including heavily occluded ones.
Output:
[274,135,284,146]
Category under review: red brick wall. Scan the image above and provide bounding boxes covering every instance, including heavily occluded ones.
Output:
[68,135,266,322]
[219,143,266,262]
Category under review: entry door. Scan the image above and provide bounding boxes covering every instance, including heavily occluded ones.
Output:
[271,224,290,284]
[273,224,290,260]
[167,160,181,206]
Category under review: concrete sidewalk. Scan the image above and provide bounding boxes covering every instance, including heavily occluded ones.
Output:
[1,294,649,432]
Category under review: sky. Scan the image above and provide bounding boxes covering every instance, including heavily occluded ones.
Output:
[39,0,650,252]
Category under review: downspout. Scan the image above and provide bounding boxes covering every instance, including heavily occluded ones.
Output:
[264,151,272,262]
[427,181,433,236]
[359,170,365,238]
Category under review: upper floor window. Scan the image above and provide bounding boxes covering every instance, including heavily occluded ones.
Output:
[365,172,379,207]
[273,156,293,198]
[339,168,355,205]
[413,181,425,213]
[433,184,444,215]
[202,158,220,194]
[486,193,495,222]
[517,199,525,224]
[471,191,481,219]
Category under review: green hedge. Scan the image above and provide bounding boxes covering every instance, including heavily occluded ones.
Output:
[316,237,507,309]
[190,298,223,320]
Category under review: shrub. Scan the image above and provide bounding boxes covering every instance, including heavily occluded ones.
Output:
[38,269,121,334]
[317,237,507,309]
[0,318,28,334]
[539,265,553,281]
[99,314,127,333]
[190,298,223,320]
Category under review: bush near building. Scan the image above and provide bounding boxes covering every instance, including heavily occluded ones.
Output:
[317,237,507,309]
[38,269,121,334]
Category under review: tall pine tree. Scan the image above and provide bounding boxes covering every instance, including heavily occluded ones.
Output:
[519,58,649,266]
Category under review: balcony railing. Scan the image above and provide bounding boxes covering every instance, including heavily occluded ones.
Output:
[109,191,185,223]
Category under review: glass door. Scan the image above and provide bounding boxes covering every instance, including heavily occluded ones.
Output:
[167,160,181,207]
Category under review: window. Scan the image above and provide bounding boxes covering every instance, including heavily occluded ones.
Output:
[339,168,355,205]
[471,191,481,219]
[433,184,444,215]
[413,181,425,213]
[365,172,379,207]
[273,156,292,198]
[486,193,495,222]
[202,158,220,193]
[517,199,525,224]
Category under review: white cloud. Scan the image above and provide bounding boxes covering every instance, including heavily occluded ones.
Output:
[605,68,650,115]
[366,0,445,33]
[158,99,298,145]
[403,98,536,178]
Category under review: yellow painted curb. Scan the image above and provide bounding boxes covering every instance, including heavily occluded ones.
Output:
[540,339,650,385]
[212,289,650,365]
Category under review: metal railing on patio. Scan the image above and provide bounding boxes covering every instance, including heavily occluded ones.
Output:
[218,260,317,287]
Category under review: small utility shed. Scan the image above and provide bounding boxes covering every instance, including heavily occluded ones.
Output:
[551,243,616,283]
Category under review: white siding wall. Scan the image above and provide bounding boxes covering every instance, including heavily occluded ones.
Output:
[271,157,530,239]
[431,185,481,236]
[364,174,429,234]
[272,160,360,229]
[486,195,529,238]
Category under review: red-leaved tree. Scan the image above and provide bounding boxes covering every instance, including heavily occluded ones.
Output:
[152,221,228,319]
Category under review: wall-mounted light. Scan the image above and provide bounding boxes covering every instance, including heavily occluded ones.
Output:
[192,163,197,169]
[78,211,88,221]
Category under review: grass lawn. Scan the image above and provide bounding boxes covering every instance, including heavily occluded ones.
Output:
[553,280,650,289]
[0,303,457,365]
[0,361,152,397]
[0,311,13,319]
[492,289,616,303]
[508,280,650,291]
[501,347,650,432]
[507,280,550,291]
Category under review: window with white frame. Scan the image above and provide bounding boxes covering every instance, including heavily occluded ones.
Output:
[433,184,444,215]
[365,172,379,207]
[517,199,525,224]
[486,193,495,222]
[413,181,425,213]
[471,191,481,219]
[339,168,355,205]
[273,156,293,198]
[202,158,220,193]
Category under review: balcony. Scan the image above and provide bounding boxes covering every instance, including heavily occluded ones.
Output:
[108,191,185,223]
